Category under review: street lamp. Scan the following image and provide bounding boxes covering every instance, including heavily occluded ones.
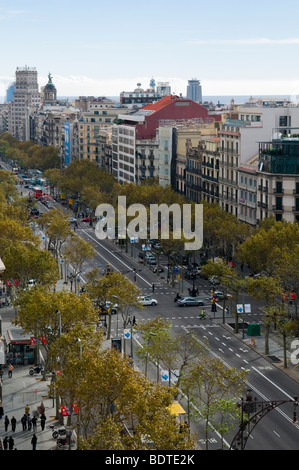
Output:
[55,310,62,336]
[230,389,299,450]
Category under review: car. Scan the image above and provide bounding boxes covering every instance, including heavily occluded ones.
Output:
[209,291,231,301]
[69,217,78,224]
[81,216,96,222]
[208,276,220,285]
[177,297,205,307]
[146,258,157,265]
[138,296,158,306]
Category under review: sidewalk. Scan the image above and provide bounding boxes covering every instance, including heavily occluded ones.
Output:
[0,279,73,451]
[0,364,58,450]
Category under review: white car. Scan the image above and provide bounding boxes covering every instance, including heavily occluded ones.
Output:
[138,296,158,306]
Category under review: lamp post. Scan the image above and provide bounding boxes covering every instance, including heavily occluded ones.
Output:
[55,310,62,336]
[230,389,299,450]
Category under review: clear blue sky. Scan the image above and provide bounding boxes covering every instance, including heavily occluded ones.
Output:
[1,0,299,98]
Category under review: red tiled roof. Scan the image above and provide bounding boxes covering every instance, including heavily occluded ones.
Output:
[141,95,180,112]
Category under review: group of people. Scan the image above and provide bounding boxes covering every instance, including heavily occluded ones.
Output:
[1,404,47,450]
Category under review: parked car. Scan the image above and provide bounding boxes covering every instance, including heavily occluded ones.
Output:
[81,217,96,222]
[177,297,205,307]
[208,276,220,285]
[147,257,157,265]
[138,296,158,306]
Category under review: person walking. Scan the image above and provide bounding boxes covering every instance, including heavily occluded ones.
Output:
[3,436,8,450]
[31,433,37,450]
[8,436,14,450]
[21,414,27,431]
[152,283,155,293]
[25,404,30,416]
[4,415,9,431]
[40,413,46,431]
[31,415,37,432]
[0,403,3,419]
[11,416,16,432]
[201,308,206,319]
[27,415,32,431]
[8,363,13,378]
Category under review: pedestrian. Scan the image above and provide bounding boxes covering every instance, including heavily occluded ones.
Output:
[0,403,4,419]
[8,363,13,378]
[25,404,30,416]
[27,415,32,431]
[4,415,9,431]
[152,283,155,293]
[0,366,3,378]
[11,416,16,432]
[132,316,136,326]
[201,308,206,319]
[8,436,14,450]
[31,415,37,432]
[3,436,8,450]
[21,414,27,431]
[40,413,46,431]
[31,433,37,450]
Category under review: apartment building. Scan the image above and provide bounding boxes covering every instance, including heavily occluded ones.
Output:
[114,95,220,185]
[120,82,161,109]
[257,133,299,223]
[78,97,129,164]
[219,102,299,219]
[238,160,258,226]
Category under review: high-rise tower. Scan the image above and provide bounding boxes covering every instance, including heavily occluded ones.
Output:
[7,66,40,140]
[186,79,202,103]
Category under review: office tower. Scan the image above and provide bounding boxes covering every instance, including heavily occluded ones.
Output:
[186,79,202,103]
[7,66,40,140]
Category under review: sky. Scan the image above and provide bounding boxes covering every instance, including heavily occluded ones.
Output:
[1,0,299,99]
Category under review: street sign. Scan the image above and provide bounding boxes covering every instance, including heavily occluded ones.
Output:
[237,304,243,313]
[124,329,131,339]
[161,371,169,382]
[245,304,251,313]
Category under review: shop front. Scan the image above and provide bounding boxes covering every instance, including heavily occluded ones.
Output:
[5,328,35,365]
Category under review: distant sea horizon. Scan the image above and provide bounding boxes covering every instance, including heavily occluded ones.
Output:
[0,94,297,106]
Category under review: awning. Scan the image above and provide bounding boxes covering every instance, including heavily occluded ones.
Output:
[0,258,5,273]
[167,402,186,417]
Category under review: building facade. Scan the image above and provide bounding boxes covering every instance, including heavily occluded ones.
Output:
[7,66,41,140]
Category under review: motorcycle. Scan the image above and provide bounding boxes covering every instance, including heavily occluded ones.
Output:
[174,293,182,303]
[49,424,67,439]
[56,437,75,448]
[29,365,44,376]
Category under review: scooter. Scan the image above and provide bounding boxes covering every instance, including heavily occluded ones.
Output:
[29,365,44,376]
[49,424,67,438]
[57,437,75,448]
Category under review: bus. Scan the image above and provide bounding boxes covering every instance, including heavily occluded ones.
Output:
[33,186,43,199]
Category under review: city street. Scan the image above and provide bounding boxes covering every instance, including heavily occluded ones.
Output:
[3,168,299,450]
